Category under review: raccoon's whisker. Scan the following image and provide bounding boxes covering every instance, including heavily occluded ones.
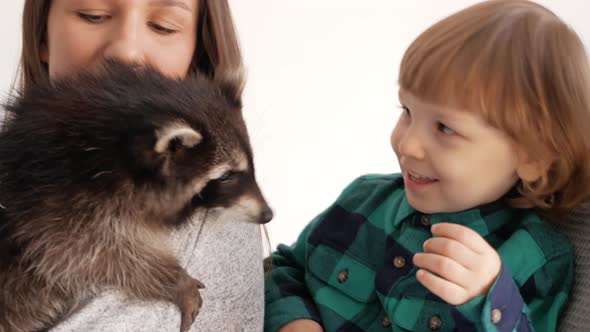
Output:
[92,171,113,179]
[84,147,101,152]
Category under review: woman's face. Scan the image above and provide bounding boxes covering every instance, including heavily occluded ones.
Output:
[42,0,198,79]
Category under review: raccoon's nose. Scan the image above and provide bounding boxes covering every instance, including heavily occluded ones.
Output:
[260,207,274,224]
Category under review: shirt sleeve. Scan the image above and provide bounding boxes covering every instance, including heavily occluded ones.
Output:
[264,218,324,332]
[455,250,574,332]
[264,177,365,332]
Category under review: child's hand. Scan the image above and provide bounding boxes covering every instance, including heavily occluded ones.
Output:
[413,222,501,305]
[278,319,324,332]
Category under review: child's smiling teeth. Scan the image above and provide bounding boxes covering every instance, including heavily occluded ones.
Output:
[408,170,436,183]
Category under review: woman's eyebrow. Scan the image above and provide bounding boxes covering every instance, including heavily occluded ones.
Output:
[149,0,191,12]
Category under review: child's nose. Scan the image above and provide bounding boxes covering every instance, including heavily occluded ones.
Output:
[397,129,426,160]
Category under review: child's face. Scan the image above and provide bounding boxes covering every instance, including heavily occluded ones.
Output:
[391,89,520,213]
[42,0,198,79]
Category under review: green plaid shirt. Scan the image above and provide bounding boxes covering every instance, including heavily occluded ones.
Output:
[265,174,573,332]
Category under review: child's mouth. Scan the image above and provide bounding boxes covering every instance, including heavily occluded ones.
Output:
[405,170,438,188]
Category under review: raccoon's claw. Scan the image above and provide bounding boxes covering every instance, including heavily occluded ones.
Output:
[177,276,205,332]
[195,279,206,289]
[180,304,200,332]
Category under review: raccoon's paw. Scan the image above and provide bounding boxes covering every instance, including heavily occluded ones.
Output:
[177,275,205,332]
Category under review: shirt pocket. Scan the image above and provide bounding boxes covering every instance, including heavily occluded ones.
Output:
[306,243,378,303]
[391,297,454,332]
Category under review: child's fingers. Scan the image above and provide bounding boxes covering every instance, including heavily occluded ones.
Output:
[431,223,490,254]
[422,237,478,269]
[415,269,469,305]
[413,252,471,287]
[278,319,325,332]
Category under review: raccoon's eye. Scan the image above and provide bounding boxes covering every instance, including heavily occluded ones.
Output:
[217,171,237,182]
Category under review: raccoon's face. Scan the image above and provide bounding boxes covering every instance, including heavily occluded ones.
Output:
[103,63,275,227]
[144,117,273,226]
[2,59,272,227]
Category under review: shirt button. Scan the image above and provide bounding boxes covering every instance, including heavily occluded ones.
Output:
[429,315,442,330]
[381,315,391,327]
[337,269,349,283]
[393,256,406,269]
[421,215,431,226]
[491,308,502,324]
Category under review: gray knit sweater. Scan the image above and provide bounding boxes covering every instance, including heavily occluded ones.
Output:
[49,209,264,332]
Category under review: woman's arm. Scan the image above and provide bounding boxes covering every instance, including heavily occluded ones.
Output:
[50,209,264,332]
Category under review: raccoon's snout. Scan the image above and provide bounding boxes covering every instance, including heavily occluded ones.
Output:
[192,171,274,224]
[259,205,273,224]
[251,184,273,224]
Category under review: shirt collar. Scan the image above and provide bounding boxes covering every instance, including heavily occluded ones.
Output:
[393,184,520,237]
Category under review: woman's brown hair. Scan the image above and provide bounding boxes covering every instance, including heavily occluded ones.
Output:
[399,0,590,217]
[17,0,245,93]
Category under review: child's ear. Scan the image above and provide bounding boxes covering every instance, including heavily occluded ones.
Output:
[154,123,202,154]
[517,162,547,182]
[515,148,552,182]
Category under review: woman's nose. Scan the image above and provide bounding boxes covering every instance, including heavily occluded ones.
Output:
[102,19,146,65]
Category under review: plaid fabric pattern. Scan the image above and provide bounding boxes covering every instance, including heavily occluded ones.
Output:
[265,174,574,332]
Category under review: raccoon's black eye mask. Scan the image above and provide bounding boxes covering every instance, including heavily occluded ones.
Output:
[192,171,247,208]
[217,171,238,182]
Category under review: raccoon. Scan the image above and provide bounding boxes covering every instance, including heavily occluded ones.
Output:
[0,60,273,332]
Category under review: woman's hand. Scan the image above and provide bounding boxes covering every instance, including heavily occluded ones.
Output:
[278,319,324,332]
[413,222,502,305]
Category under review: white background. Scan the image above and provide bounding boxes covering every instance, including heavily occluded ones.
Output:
[1,1,589,249]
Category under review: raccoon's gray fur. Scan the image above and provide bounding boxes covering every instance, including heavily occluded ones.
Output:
[0,60,272,332]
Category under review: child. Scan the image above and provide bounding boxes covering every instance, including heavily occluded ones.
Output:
[265,1,590,331]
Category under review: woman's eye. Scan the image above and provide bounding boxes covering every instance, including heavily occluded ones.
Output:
[78,12,110,23]
[150,23,178,34]
[437,122,456,135]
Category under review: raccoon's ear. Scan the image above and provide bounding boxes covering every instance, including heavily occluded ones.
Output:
[215,69,244,109]
[154,123,202,154]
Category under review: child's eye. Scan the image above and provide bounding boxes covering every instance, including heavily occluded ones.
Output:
[399,105,411,117]
[437,122,456,135]
[149,23,178,35]
[78,12,110,23]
